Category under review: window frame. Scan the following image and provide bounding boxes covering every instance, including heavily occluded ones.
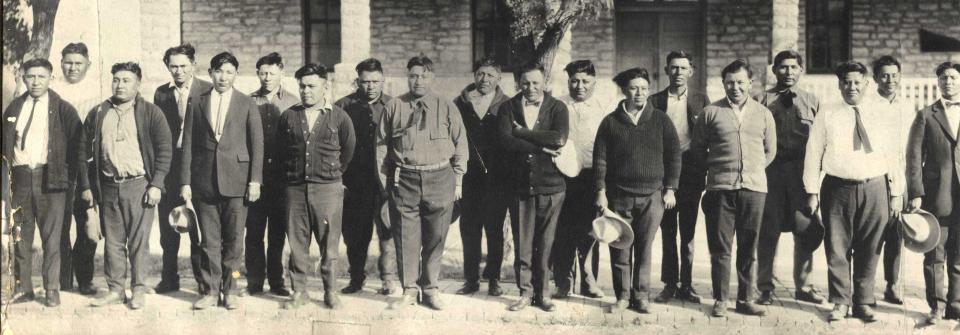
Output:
[303,0,342,67]
[805,0,851,74]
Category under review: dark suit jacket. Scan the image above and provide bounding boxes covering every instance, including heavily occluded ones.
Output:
[907,100,959,221]
[2,90,83,192]
[648,88,710,192]
[453,84,511,177]
[153,79,213,189]
[81,96,172,202]
[497,94,568,195]
[181,88,264,199]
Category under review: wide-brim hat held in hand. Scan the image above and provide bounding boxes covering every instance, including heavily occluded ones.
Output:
[590,207,634,250]
[554,139,581,178]
[84,206,102,241]
[169,202,199,234]
[900,209,940,253]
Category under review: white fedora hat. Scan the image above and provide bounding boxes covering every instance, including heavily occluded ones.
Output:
[590,208,634,250]
[900,209,940,253]
[554,139,581,178]
[168,203,198,234]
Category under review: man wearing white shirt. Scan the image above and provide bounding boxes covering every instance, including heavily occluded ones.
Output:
[803,61,903,322]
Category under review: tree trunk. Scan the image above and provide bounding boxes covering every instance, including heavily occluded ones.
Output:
[26,0,61,61]
[534,24,566,82]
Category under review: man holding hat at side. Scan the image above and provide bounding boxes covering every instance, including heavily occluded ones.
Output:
[905,61,960,324]
[594,67,681,313]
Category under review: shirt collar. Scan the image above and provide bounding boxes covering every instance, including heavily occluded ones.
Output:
[213,88,233,98]
[110,97,136,113]
[172,77,193,91]
[667,87,687,100]
[305,101,333,113]
[726,97,747,111]
[28,92,50,104]
[941,98,960,109]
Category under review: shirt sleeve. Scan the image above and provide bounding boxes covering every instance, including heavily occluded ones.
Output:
[763,106,778,167]
[447,101,468,185]
[803,108,828,194]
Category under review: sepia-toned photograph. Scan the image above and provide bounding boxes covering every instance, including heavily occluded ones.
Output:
[2,0,960,334]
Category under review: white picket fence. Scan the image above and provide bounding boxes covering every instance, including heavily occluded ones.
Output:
[796,75,940,112]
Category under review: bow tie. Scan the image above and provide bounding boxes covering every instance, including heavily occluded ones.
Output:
[945,100,960,108]
[524,100,541,107]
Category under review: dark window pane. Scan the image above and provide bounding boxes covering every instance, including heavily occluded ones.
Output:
[329,1,341,20]
[310,0,327,20]
[476,0,494,21]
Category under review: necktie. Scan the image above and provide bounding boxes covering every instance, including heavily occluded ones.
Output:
[215,94,225,137]
[20,97,39,150]
[412,100,426,131]
[852,106,873,153]
[781,89,795,108]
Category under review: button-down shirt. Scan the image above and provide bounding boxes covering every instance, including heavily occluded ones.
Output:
[727,98,745,124]
[380,92,468,185]
[878,92,918,193]
[469,90,496,119]
[665,89,691,151]
[757,87,820,163]
[50,78,101,122]
[101,99,146,177]
[618,100,645,125]
[336,92,391,189]
[522,98,542,128]
[12,93,50,167]
[209,88,234,141]
[803,99,903,195]
[691,98,777,192]
[305,102,333,132]
[560,94,610,169]
[942,98,960,138]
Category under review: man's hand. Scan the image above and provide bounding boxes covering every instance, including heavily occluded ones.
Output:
[906,197,922,213]
[180,185,192,202]
[663,189,677,210]
[543,147,560,157]
[513,121,523,129]
[81,190,95,208]
[889,195,903,220]
[595,190,608,209]
[246,183,261,202]
[455,185,463,201]
[143,186,162,207]
[806,194,820,216]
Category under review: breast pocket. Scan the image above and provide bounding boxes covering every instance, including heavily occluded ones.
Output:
[238,152,250,162]
[324,126,340,147]
[430,121,450,140]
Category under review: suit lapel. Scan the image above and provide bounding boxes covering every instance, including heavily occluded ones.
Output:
[220,91,243,140]
[511,98,528,128]
[196,92,215,137]
[532,97,552,130]
[931,102,956,142]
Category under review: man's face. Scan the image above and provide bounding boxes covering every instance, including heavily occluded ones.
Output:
[22,66,52,98]
[723,69,752,105]
[299,74,326,107]
[407,65,434,97]
[619,77,650,108]
[166,54,195,86]
[356,70,384,101]
[838,71,870,105]
[665,58,693,89]
[474,65,501,95]
[773,58,803,88]
[257,64,283,93]
[61,53,90,84]
[874,65,901,96]
[519,70,545,102]
[939,68,960,100]
[111,71,141,103]
[209,63,237,93]
[567,72,596,102]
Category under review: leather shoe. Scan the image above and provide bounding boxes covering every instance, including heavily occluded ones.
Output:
[283,291,310,309]
[927,308,943,325]
[580,287,604,299]
[422,293,445,310]
[223,294,241,310]
[341,281,364,294]
[852,304,876,322]
[324,291,342,309]
[154,280,180,294]
[677,285,701,303]
[488,280,504,297]
[45,290,60,307]
[711,300,727,317]
[828,303,849,322]
[380,281,399,296]
[247,283,264,295]
[12,292,36,304]
[609,299,629,313]
[735,300,766,316]
[92,291,125,307]
[509,296,532,311]
[129,290,146,310]
[269,286,291,297]
[634,299,651,314]
[538,298,557,312]
[756,290,774,305]
[456,281,480,295]
[655,285,677,303]
[796,288,824,304]
[77,284,99,296]
[883,284,903,305]
[192,294,218,310]
[390,290,419,310]
[551,291,570,299]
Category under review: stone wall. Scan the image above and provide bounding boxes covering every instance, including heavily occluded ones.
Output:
[571,9,616,79]
[369,0,472,77]
[704,0,773,99]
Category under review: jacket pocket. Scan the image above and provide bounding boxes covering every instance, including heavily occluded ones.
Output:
[324,126,340,146]
[238,152,250,162]
[430,121,450,139]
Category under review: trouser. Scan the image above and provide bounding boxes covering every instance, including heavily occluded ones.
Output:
[511,191,565,299]
[821,175,888,306]
[245,184,287,289]
[924,208,960,313]
[158,151,206,292]
[660,154,704,288]
[60,182,97,289]
[460,170,509,283]
[553,170,599,293]
[12,165,66,293]
[342,181,397,284]
[100,177,153,293]
[286,182,343,291]
[702,189,765,302]
[758,161,820,292]
[389,166,455,295]
[194,195,247,295]
[882,212,903,287]
[609,190,664,301]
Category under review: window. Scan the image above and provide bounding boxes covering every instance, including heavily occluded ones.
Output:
[472,0,531,72]
[304,0,341,67]
[806,0,849,73]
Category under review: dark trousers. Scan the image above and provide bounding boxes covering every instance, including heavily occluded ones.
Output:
[924,213,960,313]
[59,183,97,289]
[342,182,397,284]
[553,170,599,293]
[511,191,565,298]
[389,166,455,294]
[660,186,701,288]
[882,215,902,287]
[12,165,66,293]
[460,171,509,283]
[245,184,287,289]
[758,162,819,292]
[609,191,664,301]
[821,175,888,305]
[286,182,343,291]
[702,189,765,302]
[157,151,206,292]
[194,196,247,295]
[100,177,153,293]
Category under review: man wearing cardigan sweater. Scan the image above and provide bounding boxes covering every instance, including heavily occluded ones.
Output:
[595,68,681,314]
[499,63,569,312]
[690,59,776,317]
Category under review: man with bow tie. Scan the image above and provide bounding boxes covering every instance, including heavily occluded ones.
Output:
[754,50,825,306]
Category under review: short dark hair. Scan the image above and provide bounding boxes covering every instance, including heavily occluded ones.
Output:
[871,55,901,75]
[21,58,53,74]
[473,57,501,73]
[163,43,196,65]
[721,59,754,80]
[407,56,434,72]
[256,52,283,70]
[111,62,142,80]
[935,61,960,77]
[355,58,383,75]
[295,63,329,80]
[61,42,89,58]
[612,67,650,88]
[665,50,693,66]
[518,62,545,76]
[564,60,595,77]
[210,52,239,71]
[773,50,804,68]
[834,61,869,80]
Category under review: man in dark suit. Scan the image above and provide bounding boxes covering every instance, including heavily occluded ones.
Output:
[647,51,709,304]
[152,43,212,295]
[906,61,960,324]
[180,52,264,310]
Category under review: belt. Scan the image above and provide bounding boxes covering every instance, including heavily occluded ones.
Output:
[102,174,146,184]
[825,174,883,185]
[12,164,45,171]
[396,161,450,172]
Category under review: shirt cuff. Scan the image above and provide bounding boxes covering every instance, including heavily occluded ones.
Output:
[248,182,261,188]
